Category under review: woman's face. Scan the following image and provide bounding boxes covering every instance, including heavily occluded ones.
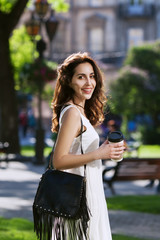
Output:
[70,62,96,103]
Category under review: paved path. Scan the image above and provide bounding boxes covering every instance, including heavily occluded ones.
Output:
[109,210,160,240]
[0,161,160,240]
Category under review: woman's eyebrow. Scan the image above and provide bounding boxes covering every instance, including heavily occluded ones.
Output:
[76,73,86,76]
[76,72,94,76]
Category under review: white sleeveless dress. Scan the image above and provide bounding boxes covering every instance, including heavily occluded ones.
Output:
[59,105,112,240]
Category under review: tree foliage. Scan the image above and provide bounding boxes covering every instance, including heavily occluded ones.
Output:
[125,42,160,75]
[48,0,69,12]
[0,0,69,152]
[9,25,57,99]
[0,0,69,13]
[9,26,38,89]
[0,0,17,13]
[110,67,148,118]
[109,42,160,143]
[20,58,57,93]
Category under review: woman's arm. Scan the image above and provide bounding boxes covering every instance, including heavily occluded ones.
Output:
[53,107,125,170]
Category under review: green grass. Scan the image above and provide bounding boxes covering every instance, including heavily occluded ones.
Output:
[20,146,52,157]
[21,144,160,158]
[138,145,160,158]
[0,217,151,240]
[124,144,160,158]
[0,217,36,240]
[112,235,151,240]
[107,195,160,214]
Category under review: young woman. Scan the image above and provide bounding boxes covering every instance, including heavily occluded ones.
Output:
[51,52,125,240]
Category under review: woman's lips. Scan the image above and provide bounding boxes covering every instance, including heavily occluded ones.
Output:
[82,88,93,94]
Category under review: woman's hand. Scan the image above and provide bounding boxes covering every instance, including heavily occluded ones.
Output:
[96,140,125,160]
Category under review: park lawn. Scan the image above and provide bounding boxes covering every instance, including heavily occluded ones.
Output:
[21,144,160,158]
[0,217,151,240]
[0,217,36,240]
[138,145,160,158]
[20,145,52,157]
[124,144,160,158]
[107,195,160,214]
[112,235,151,240]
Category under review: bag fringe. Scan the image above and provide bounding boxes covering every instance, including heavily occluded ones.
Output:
[33,180,91,240]
[33,208,90,240]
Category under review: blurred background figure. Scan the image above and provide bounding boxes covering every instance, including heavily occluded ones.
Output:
[99,114,122,145]
[107,119,120,133]
[27,109,36,135]
[19,109,28,138]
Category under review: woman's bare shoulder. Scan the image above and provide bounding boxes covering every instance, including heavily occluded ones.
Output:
[61,106,80,124]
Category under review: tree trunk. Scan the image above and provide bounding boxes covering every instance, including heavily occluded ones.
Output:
[0,32,20,153]
[0,0,28,153]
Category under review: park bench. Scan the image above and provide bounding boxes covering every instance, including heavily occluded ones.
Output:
[102,158,160,194]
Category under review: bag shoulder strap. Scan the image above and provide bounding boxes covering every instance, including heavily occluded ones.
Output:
[49,105,85,173]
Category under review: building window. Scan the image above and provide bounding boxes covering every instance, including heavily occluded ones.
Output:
[89,0,103,7]
[88,27,103,53]
[129,0,143,5]
[128,28,144,49]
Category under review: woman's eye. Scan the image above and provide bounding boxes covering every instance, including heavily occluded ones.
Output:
[90,75,95,79]
[78,75,84,79]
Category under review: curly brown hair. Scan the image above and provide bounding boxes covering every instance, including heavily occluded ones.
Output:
[51,52,107,132]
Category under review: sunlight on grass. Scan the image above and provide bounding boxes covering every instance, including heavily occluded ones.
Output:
[20,146,52,157]
[113,234,151,240]
[0,217,151,240]
[0,217,36,240]
[20,144,160,159]
[107,195,160,214]
[138,145,160,158]
[124,145,160,158]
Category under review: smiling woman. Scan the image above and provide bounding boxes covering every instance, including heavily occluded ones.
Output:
[49,52,125,240]
[52,52,106,132]
[70,62,96,103]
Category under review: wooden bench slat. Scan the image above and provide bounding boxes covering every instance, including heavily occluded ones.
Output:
[103,158,160,194]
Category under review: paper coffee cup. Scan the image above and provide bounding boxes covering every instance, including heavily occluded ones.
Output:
[108,131,124,162]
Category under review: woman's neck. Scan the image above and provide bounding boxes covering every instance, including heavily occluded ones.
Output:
[73,103,84,109]
[67,100,84,108]
[67,100,85,114]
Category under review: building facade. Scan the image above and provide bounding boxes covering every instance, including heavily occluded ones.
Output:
[19,0,160,86]
[16,0,160,131]
[52,0,160,65]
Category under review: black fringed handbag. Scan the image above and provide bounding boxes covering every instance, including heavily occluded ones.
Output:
[33,118,90,240]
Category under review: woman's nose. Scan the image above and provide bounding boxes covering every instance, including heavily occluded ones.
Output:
[86,77,91,85]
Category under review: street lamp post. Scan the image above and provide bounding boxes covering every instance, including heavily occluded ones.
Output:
[45,10,59,59]
[26,0,59,164]
[34,39,46,164]
[26,13,40,37]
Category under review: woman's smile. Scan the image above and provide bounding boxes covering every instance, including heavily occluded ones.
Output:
[82,88,93,94]
[70,62,96,102]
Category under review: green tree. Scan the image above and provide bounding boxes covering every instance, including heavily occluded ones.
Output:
[10,25,38,90]
[109,42,160,143]
[0,0,68,153]
[10,25,57,97]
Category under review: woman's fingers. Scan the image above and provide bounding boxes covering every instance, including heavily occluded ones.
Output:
[114,147,125,153]
[99,141,125,160]
[110,145,125,152]
[110,155,122,160]
[109,143,125,159]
